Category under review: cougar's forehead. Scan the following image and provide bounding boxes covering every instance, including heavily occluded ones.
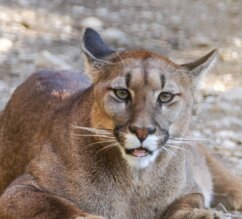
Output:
[110,57,183,92]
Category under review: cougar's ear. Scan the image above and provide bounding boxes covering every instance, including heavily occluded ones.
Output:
[81,28,115,82]
[180,49,217,88]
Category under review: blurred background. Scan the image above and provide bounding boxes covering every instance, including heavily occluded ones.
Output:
[0,0,242,183]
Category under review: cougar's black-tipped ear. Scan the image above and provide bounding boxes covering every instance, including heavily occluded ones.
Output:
[81,28,115,82]
[181,49,217,77]
[82,27,114,62]
[181,50,217,89]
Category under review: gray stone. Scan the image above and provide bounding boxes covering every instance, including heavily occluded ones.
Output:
[220,87,242,102]
[80,17,103,31]
[0,38,13,52]
[35,50,72,70]
[0,80,9,92]
[192,35,211,47]
[102,28,129,45]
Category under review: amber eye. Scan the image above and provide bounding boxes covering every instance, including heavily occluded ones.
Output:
[114,89,130,100]
[158,92,174,103]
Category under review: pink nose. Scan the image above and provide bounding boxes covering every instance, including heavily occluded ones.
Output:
[129,126,156,142]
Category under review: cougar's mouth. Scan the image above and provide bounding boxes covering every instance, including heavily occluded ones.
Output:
[125,147,153,157]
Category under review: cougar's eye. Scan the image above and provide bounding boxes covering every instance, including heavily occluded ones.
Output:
[114,89,130,100]
[158,92,174,103]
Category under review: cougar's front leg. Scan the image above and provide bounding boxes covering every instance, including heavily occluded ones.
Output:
[163,193,220,219]
[199,144,242,210]
[0,174,104,219]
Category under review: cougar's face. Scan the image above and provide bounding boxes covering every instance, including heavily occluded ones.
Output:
[93,57,193,169]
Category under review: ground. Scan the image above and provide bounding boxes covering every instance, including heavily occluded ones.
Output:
[0,0,242,218]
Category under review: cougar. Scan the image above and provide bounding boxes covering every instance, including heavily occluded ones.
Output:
[0,28,242,219]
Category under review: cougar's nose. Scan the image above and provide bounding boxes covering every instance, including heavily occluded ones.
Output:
[129,126,156,143]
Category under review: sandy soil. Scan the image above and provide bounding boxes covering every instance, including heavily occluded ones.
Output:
[0,0,242,218]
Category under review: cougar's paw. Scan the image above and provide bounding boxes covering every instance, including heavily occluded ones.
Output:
[189,209,221,219]
[214,188,242,210]
[227,190,242,210]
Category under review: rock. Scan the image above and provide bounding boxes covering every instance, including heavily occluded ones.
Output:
[0,96,9,111]
[80,17,103,31]
[221,139,237,149]
[216,130,241,144]
[0,80,9,92]
[35,50,72,70]
[220,87,242,102]
[140,11,153,19]
[233,37,242,48]
[102,28,129,45]
[72,6,86,14]
[216,101,241,113]
[0,38,13,52]
[219,48,240,62]
[170,15,181,26]
[219,116,242,127]
[192,35,211,47]
[0,80,11,110]
[96,8,109,17]
[19,0,31,6]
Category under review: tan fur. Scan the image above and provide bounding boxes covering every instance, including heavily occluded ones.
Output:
[1,29,242,219]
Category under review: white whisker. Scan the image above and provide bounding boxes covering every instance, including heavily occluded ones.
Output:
[85,140,116,147]
[116,53,126,67]
[161,147,170,156]
[97,143,119,154]
[167,140,184,144]
[70,134,115,139]
[166,144,187,152]
[172,138,204,141]
[172,137,208,141]
[71,125,112,135]
[162,147,176,157]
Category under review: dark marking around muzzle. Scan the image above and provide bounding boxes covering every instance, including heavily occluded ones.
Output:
[160,129,169,145]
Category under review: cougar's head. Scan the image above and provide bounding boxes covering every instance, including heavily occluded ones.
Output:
[81,28,217,169]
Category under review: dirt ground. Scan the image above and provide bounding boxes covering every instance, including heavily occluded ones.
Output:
[0,0,242,218]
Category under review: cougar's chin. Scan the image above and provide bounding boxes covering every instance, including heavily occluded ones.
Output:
[120,147,160,169]
[119,134,160,169]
